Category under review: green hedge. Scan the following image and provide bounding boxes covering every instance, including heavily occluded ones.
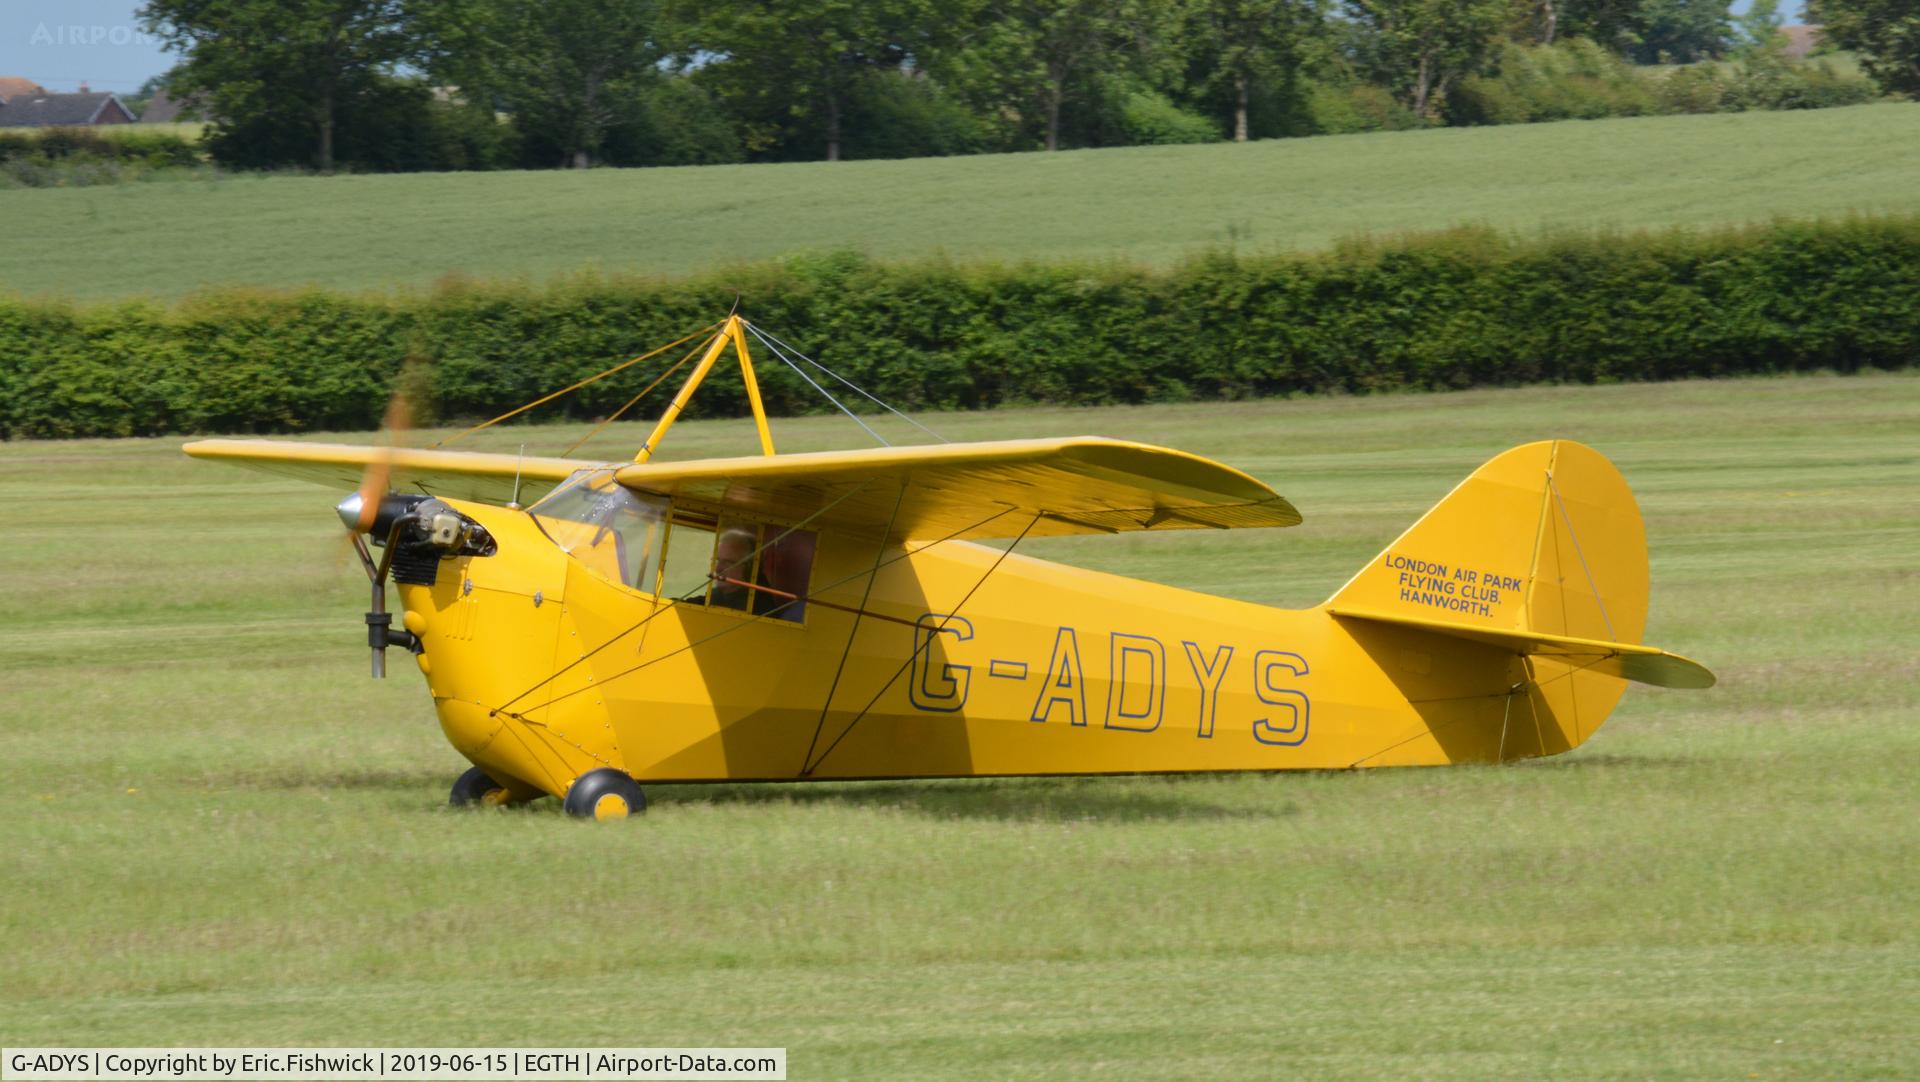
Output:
[3,217,1917,440]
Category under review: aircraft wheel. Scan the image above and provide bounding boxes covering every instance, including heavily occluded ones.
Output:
[449,765,512,808]
[563,768,647,821]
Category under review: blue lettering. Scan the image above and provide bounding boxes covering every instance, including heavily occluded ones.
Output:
[1030,627,1087,726]
[1252,650,1310,746]
[1103,633,1165,732]
[909,614,972,713]
[1182,641,1232,739]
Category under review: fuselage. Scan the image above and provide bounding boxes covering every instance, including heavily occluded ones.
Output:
[400,497,1602,800]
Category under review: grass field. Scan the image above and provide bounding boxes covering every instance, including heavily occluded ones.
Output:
[1,373,1915,1077]
[1,103,1917,301]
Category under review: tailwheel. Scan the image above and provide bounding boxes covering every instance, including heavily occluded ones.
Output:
[563,768,647,821]
[449,765,514,808]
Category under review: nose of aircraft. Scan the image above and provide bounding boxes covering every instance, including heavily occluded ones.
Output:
[335,491,365,530]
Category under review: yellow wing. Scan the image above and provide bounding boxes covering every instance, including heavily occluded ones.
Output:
[182,439,602,505]
[613,437,1299,541]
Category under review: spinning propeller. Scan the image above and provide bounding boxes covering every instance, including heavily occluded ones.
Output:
[334,380,419,678]
[330,368,493,679]
[336,381,414,538]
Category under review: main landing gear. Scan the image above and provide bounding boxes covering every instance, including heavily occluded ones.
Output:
[449,766,514,808]
[562,768,648,821]
[449,764,645,819]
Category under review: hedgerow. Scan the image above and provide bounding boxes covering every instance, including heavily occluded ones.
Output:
[3,216,1915,439]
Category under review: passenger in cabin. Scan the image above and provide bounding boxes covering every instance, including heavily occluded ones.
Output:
[710,528,757,611]
[755,530,816,620]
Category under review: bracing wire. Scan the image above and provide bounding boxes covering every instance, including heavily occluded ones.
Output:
[800,482,908,775]
[743,320,949,444]
[430,322,720,449]
[499,507,1017,720]
[743,323,891,447]
[1547,472,1619,641]
[801,513,1040,776]
[494,476,881,714]
[558,334,710,458]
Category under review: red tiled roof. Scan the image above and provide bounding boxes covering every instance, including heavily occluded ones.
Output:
[0,75,48,102]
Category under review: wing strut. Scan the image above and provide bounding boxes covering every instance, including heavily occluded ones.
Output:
[800,513,1041,777]
[634,315,777,463]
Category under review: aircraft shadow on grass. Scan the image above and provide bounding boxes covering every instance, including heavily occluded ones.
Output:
[643,775,1295,823]
[235,755,1688,821]
[232,766,1286,821]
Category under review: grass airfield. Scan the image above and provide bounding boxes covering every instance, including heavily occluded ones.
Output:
[3,103,1920,300]
[1,372,1916,1078]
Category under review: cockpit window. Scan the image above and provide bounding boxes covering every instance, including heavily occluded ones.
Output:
[528,471,666,592]
[530,472,816,621]
[658,516,718,602]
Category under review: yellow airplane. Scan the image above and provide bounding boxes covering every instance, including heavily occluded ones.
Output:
[186,315,1714,820]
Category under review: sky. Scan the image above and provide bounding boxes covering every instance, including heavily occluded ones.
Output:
[0,0,1811,98]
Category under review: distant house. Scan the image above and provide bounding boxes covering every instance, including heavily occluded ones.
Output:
[0,79,137,128]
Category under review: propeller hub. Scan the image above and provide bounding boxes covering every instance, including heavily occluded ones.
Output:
[335,492,368,532]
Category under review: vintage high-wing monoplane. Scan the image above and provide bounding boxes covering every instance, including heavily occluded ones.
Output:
[187,315,1713,819]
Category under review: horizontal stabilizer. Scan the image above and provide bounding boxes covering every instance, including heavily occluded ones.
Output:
[182,439,597,505]
[1328,606,1716,689]
[614,437,1299,541]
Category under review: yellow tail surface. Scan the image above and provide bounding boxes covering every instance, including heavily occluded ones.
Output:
[1324,440,1708,763]
[1327,440,1650,642]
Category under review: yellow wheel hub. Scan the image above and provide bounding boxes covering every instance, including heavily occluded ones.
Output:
[592,793,630,821]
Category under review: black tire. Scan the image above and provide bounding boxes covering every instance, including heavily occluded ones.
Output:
[563,768,646,820]
[449,765,507,807]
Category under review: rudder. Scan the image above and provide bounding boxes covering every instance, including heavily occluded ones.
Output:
[1326,440,1649,644]
[1326,440,1654,759]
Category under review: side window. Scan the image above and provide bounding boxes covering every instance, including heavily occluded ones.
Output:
[709,526,760,612]
[754,527,815,622]
[659,517,718,602]
[655,513,816,622]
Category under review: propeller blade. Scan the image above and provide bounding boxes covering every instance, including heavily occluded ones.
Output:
[343,370,418,535]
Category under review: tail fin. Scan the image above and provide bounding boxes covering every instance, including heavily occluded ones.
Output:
[1327,440,1649,644]
[1325,441,1711,763]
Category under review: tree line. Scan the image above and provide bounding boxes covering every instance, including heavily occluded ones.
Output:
[134,0,1915,173]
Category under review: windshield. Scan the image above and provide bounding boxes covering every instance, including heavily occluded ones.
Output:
[528,470,666,592]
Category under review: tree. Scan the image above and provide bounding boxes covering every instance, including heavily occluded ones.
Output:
[139,0,424,171]
[1557,0,1644,49]
[1810,0,1920,98]
[1179,0,1322,141]
[938,0,1157,152]
[1341,0,1512,118]
[677,0,934,162]
[1628,0,1730,63]
[440,0,665,168]
[1735,0,1785,53]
